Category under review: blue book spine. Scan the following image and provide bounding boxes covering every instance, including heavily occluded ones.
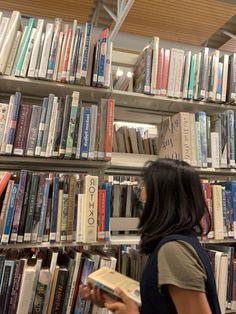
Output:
[81,23,92,78]
[35,97,49,156]
[97,31,108,86]
[5,92,22,155]
[105,182,111,241]
[37,179,50,243]
[226,110,235,167]
[1,184,18,244]
[225,190,234,238]
[222,188,228,238]
[144,48,153,94]
[216,62,223,102]
[80,107,91,160]
[225,181,236,239]
[50,176,59,242]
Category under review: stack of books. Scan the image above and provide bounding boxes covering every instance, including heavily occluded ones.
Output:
[0,11,112,88]
[0,92,115,161]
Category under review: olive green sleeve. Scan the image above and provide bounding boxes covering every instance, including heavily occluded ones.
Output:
[157,240,207,292]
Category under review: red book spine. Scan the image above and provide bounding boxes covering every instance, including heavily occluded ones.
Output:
[156,48,164,95]
[161,49,170,96]
[61,28,73,82]
[105,99,115,161]
[98,187,106,241]
[0,172,11,197]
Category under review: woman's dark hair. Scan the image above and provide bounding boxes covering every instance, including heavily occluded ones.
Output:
[138,158,211,254]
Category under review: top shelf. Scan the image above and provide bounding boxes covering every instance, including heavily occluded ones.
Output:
[0,76,236,115]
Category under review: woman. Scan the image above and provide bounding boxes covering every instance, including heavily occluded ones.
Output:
[80,159,221,314]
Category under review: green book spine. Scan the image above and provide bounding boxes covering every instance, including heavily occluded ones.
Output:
[187,54,196,100]
[15,18,35,76]
[23,173,39,242]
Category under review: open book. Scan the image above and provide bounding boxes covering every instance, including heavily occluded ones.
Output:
[88,266,141,306]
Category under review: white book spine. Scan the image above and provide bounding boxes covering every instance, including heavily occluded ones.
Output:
[76,193,85,243]
[83,175,98,243]
[66,19,77,81]
[28,19,44,78]
[193,52,202,100]
[53,31,63,81]
[212,185,224,240]
[46,96,58,157]
[0,17,10,54]
[88,105,98,160]
[0,103,9,147]
[20,28,37,77]
[211,132,220,168]
[38,23,53,79]
[4,31,22,76]
[0,95,14,154]
[0,11,21,73]
[104,41,113,88]
[167,49,178,97]
[174,51,184,98]
[221,54,229,103]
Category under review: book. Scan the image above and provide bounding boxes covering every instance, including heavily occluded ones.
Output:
[46,96,59,157]
[38,23,54,79]
[80,107,92,159]
[25,105,42,157]
[40,94,54,157]
[35,97,49,156]
[59,95,72,156]
[105,99,115,161]
[4,30,22,76]
[20,27,37,77]
[0,172,11,198]
[88,267,141,306]
[50,176,59,243]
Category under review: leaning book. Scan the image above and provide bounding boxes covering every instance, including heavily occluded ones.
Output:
[88,266,141,306]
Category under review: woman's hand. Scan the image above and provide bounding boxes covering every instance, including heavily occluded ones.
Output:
[104,288,140,314]
[79,283,105,307]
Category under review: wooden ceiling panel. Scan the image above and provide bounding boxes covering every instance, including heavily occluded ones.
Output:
[220,38,236,51]
[120,0,236,46]
[0,0,93,23]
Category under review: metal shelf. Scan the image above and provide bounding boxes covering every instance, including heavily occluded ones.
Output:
[108,153,236,177]
[0,156,109,173]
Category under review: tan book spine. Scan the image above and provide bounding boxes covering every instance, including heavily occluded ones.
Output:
[66,175,77,242]
[180,112,191,164]
[212,185,224,240]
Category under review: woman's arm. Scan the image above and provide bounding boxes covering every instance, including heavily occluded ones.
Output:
[168,285,212,314]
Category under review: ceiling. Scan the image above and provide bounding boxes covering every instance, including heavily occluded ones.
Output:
[1,0,236,47]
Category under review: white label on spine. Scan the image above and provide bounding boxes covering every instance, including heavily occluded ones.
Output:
[5,144,12,154]
[50,233,56,241]
[39,123,45,131]
[1,234,9,244]
[26,150,34,156]
[17,235,23,243]
[43,235,49,242]
[24,233,31,242]
[13,148,24,155]
[35,147,41,155]
[10,233,17,242]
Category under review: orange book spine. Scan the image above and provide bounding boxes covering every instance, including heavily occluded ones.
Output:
[0,172,11,197]
[105,99,115,161]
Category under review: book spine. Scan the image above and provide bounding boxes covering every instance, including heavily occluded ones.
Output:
[13,105,32,156]
[51,269,69,313]
[10,170,28,243]
[199,112,207,167]
[80,107,92,160]
[83,175,98,243]
[225,190,234,238]
[0,17,9,49]
[198,48,209,100]
[46,96,59,157]
[37,178,50,243]
[76,193,84,243]
[28,19,44,78]
[49,176,59,243]
[35,32,45,78]
[31,174,46,242]
[52,31,64,81]
[167,49,178,97]
[161,49,170,96]
[0,11,21,74]
[0,181,14,241]
[65,91,80,158]
[67,176,77,242]
[61,176,69,242]
[88,105,98,160]
[105,182,111,241]
[32,272,49,314]
[1,95,14,154]
[97,29,109,86]
[56,186,63,242]
[187,54,196,99]
[11,26,28,76]
[1,184,18,244]
[75,32,85,82]
[17,173,32,243]
[97,100,107,160]
[227,110,235,167]
[69,27,81,84]
[0,103,9,151]
[193,52,202,100]
[195,116,202,167]
[175,51,185,98]
[23,174,39,242]
[40,94,54,157]
[221,113,228,168]
[20,27,37,77]
[150,36,159,94]
[189,113,197,167]
[15,18,35,76]
[92,40,101,87]
[0,172,11,198]
[156,48,164,95]
[61,28,73,82]
[212,185,224,240]
[0,261,15,312]
[47,18,62,80]
[5,92,22,155]
[105,99,115,161]
[59,96,72,156]
[25,105,42,157]
[75,107,84,159]
[62,260,76,313]
[104,41,113,88]
[228,54,236,103]
[206,116,212,168]
[53,97,65,157]
[4,31,22,76]
[38,23,54,79]
[98,187,106,241]
[35,97,49,156]
[211,132,220,168]
[222,187,228,238]
[216,62,223,102]
[221,54,229,103]
[144,47,153,94]
[71,105,81,158]
[66,20,77,82]
[43,194,52,242]
[81,23,92,79]
[57,24,69,81]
